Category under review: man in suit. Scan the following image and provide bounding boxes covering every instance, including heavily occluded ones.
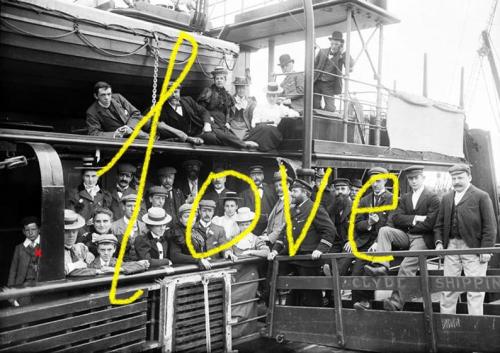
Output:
[109,163,140,220]
[269,179,337,307]
[86,81,149,139]
[278,54,304,113]
[240,165,278,235]
[328,178,352,254]
[313,31,353,112]
[111,194,148,261]
[350,179,363,200]
[177,159,203,200]
[435,164,497,316]
[312,168,335,212]
[364,165,440,311]
[205,167,234,217]
[135,207,173,268]
[336,167,394,309]
[66,158,113,228]
[8,217,41,289]
[157,167,186,225]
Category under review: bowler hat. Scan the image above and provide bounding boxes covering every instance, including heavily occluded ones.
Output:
[328,31,344,43]
[211,66,228,77]
[142,207,172,225]
[291,179,313,192]
[64,209,85,230]
[158,166,177,176]
[233,76,249,86]
[448,163,471,176]
[235,207,255,223]
[264,82,283,95]
[278,54,294,67]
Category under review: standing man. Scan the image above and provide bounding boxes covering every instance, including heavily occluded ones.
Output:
[66,158,113,227]
[157,167,186,225]
[240,165,278,235]
[86,81,149,139]
[278,54,304,114]
[178,160,203,200]
[269,179,336,307]
[110,163,139,220]
[313,31,353,112]
[205,167,234,217]
[363,166,440,311]
[435,164,497,316]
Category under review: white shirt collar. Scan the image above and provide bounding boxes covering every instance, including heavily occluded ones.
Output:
[23,235,40,248]
[151,231,163,239]
[412,185,425,197]
[454,184,471,204]
[215,187,225,195]
[100,257,111,267]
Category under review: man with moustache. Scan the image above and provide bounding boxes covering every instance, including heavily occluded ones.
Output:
[328,178,353,254]
[363,166,440,311]
[157,167,186,225]
[435,164,496,316]
[205,167,234,217]
[240,165,278,235]
[109,163,140,220]
[178,159,203,200]
[269,179,336,307]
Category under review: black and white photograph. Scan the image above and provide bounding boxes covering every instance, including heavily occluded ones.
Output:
[1,0,499,352]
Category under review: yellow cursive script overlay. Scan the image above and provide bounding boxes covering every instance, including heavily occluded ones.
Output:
[185,170,261,258]
[96,32,198,305]
[348,173,399,263]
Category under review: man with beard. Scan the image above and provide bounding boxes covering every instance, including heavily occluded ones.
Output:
[269,179,336,307]
[205,167,234,217]
[197,66,258,150]
[329,178,352,255]
[157,167,186,225]
[435,164,496,316]
[109,163,141,220]
[363,166,441,312]
[240,165,278,235]
[66,158,113,229]
[178,159,203,200]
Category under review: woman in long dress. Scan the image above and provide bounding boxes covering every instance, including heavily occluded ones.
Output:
[229,76,256,141]
[246,82,300,152]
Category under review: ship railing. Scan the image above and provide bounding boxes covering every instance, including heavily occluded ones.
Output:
[206,0,282,28]
[0,256,268,352]
[267,246,500,352]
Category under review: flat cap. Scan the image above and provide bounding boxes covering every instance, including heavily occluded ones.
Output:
[350,179,363,188]
[273,171,293,184]
[182,160,202,170]
[368,167,389,176]
[291,179,313,192]
[94,233,118,245]
[249,165,264,174]
[148,186,169,196]
[403,165,424,177]
[121,194,137,203]
[448,163,471,175]
[117,163,137,174]
[333,178,351,187]
[178,203,193,215]
[158,167,177,176]
[199,199,217,209]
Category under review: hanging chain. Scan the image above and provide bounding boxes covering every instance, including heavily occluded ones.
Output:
[151,33,160,108]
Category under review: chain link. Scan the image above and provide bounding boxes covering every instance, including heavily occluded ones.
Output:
[151,34,160,108]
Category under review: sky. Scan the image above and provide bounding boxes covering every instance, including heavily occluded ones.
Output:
[239,0,500,182]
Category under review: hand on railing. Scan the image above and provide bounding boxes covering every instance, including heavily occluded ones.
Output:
[479,254,492,263]
[311,250,322,260]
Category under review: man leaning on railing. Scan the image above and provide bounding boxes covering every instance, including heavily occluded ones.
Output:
[434,163,497,316]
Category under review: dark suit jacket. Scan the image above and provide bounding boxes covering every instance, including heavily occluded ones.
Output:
[8,243,39,286]
[434,185,497,249]
[177,177,200,200]
[241,183,278,235]
[205,188,235,217]
[391,188,440,249]
[273,198,337,255]
[158,96,211,138]
[355,190,393,249]
[86,93,148,138]
[161,187,186,225]
[109,186,138,221]
[111,217,148,261]
[66,186,113,223]
[134,231,172,267]
[328,194,352,245]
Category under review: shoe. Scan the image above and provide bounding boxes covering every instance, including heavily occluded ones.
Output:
[353,300,371,310]
[383,298,402,311]
[364,264,388,277]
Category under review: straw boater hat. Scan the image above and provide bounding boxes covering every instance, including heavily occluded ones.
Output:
[278,54,294,67]
[235,207,255,223]
[233,76,249,86]
[211,66,228,77]
[328,30,344,43]
[142,207,172,226]
[265,82,283,95]
[221,191,242,203]
[64,209,85,230]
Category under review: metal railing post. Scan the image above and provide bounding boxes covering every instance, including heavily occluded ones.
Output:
[343,7,352,142]
[374,23,384,146]
[302,0,315,170]
[418,256,437,353]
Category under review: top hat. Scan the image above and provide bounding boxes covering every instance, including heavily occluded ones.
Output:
[278,54,294,67]
[142,207,172,226]
[328,31,344,43]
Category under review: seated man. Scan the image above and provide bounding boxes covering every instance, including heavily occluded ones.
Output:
[135,207,173,268]
[63,209,102,277]
[8,217,41,289]
[364,165,440,312]
[86,81,149,139]
[111,194,148,261]
[328,178,352,254]
[89,234,150,274]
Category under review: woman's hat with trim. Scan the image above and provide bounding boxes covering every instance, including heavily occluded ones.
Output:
[142,207,172,226]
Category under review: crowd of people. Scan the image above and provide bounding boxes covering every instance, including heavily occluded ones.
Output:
[7,159,497,319]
